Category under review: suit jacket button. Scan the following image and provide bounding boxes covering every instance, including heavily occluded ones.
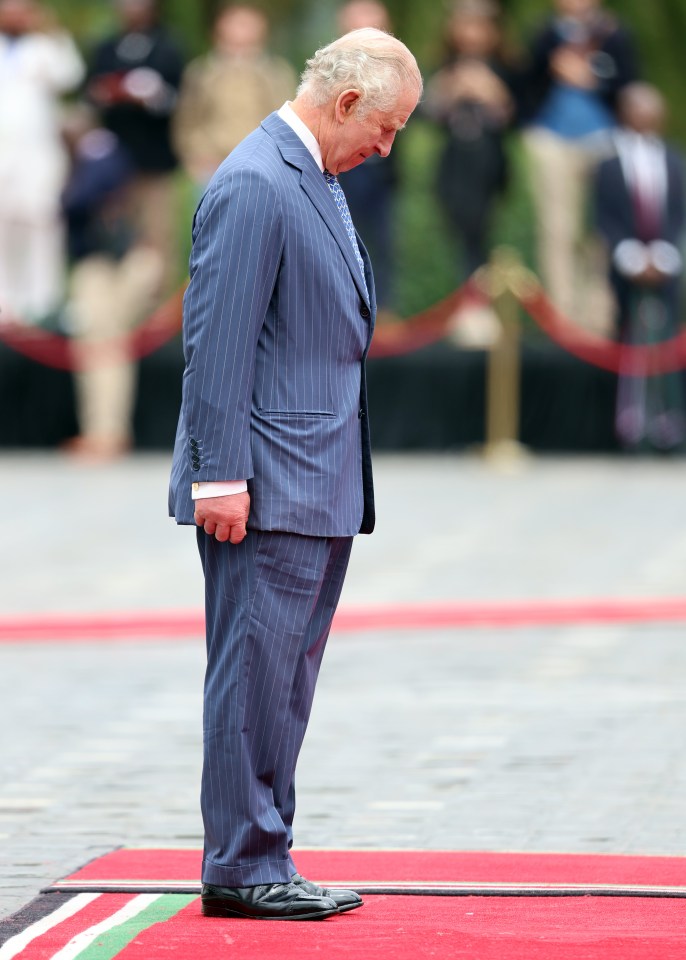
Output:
[360,304,370,319]
[358,408,365,419]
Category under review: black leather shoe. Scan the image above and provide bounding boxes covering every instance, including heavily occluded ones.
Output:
[291,873,363,913]
[201,881,339,920]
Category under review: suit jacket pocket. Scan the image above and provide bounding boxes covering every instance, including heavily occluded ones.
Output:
[252,409,343,487]
[256,410,337,419]
[250,408,359,533]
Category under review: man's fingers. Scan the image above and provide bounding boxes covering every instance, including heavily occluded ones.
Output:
[229,523,247,544]
[193,495,250,543]
[195,515,247,543]
[198,519,246,543]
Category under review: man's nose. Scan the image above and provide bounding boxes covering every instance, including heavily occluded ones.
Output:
[377,132,395,158]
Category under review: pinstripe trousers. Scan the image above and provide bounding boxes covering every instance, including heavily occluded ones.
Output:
[196,528,354,887]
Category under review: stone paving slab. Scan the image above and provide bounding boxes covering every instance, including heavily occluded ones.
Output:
[3,451,686,613]
[1,452,686,921]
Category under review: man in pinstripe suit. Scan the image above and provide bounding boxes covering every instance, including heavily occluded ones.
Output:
[169,28,421,920]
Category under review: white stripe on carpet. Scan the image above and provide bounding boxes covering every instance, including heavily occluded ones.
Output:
[0,894,101,960]
[50,894,161,960]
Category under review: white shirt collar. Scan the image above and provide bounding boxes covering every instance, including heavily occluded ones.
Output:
[277,101,324,173]
[614,129,667,203]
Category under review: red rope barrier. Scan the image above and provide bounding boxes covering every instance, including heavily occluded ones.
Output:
[518,286,686,376]
[3,261,684,377]
[0,280,477,368]
[0,286,185,372]
[368,280,478,358]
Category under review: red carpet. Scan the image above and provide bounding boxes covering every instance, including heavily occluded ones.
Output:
[4,596,686,642]
[3,892,685,959]
[51,847,686,897]
[4,850,686,959]
[84,896,686,960]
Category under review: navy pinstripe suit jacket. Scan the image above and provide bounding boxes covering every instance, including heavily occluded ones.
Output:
[169,112,376,536]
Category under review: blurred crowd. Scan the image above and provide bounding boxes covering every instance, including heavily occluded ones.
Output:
[0,0,683,455]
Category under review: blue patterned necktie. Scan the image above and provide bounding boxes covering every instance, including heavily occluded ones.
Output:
[323,170,369,301]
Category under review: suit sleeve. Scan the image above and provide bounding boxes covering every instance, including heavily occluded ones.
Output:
[181,165,284,482]
[666,150,686,245]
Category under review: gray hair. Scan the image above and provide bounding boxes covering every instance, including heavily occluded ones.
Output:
[297,28,422,117]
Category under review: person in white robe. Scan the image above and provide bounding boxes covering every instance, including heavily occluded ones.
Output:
[0,0,84,323]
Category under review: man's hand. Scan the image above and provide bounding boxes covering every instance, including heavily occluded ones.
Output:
[194,492,250,544]
[636,263,668,287]
[550,47,597,89]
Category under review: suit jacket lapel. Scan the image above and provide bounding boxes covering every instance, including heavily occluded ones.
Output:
[262,113,372,307]
[299,165,372,307]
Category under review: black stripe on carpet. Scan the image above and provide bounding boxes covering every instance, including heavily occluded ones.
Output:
[0,892,78,947]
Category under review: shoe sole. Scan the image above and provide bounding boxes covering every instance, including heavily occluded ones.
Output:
[201,903,339,921]
[337,900,364,913]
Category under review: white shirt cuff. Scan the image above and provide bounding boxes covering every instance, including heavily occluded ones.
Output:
[649,240,682,277]
[192,480,248,499]
[613,239,650,277]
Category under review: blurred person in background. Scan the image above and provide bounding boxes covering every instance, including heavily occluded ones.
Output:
[521,0,638,331]
[337,0,397,312]
[61,105,164,460]
[424,0,515,281]
[0,0,84,324]
[423,0,516,348]
[594,83,686,452]
[173,4,296,191]
[86,0,184,290]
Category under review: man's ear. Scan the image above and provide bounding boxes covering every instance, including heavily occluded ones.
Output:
[335,89,362,122]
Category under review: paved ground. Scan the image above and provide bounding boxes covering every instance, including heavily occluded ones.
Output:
[2,452,686,921]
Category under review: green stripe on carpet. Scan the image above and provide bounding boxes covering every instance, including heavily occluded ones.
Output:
[95,894,686,960]
[72,895,196,960]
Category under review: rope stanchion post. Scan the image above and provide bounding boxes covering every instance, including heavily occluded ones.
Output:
[480,248,529,467]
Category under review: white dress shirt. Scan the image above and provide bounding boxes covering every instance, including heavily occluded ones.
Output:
[193,102,323,501]
[612,130,682,280]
